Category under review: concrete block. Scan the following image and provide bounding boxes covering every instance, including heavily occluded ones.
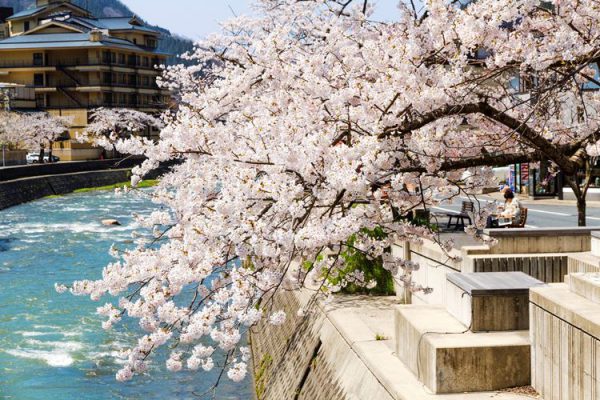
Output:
[446,272,544,332]
[483,228,594,254]
[592,232,600,257]
[395,305,531,394]
[568,273,600,304]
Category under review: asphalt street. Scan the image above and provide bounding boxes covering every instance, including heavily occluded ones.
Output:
[433,195,600,228]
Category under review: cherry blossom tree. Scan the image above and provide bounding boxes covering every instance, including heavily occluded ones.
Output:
[0,111,22,147]
[61,0,600,386]
[19,112,71,163]
[0,111,24,166]
[81,108,164,160]
[0,111,70,163]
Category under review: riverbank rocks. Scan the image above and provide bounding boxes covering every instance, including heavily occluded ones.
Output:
[102,219,121,226]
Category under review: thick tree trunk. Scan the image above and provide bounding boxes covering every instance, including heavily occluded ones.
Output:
[38,146,45,164]
[565,174,587,227]
[48,141,54,163]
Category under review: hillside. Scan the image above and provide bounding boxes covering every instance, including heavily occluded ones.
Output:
[0,0,195,64]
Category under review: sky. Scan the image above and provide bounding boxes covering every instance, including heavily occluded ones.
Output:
[120,1,403,40]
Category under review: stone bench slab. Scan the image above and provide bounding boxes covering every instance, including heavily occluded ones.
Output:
[447,271,545,296]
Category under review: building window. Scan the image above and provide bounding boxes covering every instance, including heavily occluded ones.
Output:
[34,74,44,86]
[103,92,113,105]
[33,53,43,66]
[102,51,111,64]
[24,21,30,31]
[142,57,149,67]
[103,72,112,85]
[128,55,136,66]
[142,76,149,87]
[35,93,45,108]
[118,54,125,65]
[146,38,157,49]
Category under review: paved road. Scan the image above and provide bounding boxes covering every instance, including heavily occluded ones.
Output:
[433,195,600,228]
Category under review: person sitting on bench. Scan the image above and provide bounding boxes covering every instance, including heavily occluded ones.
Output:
[487,188,521,228]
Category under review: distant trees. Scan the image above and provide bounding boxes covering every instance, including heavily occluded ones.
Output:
[0,110,70,162]
[81,108,164,158]
[0,111,22,147]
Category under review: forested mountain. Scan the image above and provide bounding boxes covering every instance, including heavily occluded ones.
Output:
[0,0,195,64]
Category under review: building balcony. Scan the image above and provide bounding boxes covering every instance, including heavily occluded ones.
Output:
[39,100,168,110]
[0,59,163,71]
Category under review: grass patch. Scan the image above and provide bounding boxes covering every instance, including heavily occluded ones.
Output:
[254,353,273,400]
[73,179,158,193]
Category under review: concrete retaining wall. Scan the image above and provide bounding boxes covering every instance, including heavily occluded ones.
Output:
[250,291,394,400]
[468,255,569,283]
[0,169,130,210]
[530,284,600,399]
[0,158,143,182]
[1,150,27,166]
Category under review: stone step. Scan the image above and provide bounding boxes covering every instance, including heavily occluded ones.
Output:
[445,272,545,332]
[394,305,531,394]
[566,272,600,304]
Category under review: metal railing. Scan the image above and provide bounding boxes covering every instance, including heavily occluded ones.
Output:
[0,59,162,70]
[42,100,168,109]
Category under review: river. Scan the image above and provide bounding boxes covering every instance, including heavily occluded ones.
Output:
[0,190,253,400]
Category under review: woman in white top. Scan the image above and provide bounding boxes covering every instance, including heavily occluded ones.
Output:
[500,189,521,222]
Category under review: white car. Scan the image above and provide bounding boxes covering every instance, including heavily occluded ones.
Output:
[26,153,39,164]
[26,152,60,164]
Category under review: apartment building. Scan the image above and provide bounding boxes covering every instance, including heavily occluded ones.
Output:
[0,0,170,160]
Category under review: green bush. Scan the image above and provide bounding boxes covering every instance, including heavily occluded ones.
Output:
[305,227,395,296]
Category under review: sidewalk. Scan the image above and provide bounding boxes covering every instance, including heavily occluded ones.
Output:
[483,191,600,208]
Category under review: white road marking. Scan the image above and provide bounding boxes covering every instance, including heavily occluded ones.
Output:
[526,209,570,216]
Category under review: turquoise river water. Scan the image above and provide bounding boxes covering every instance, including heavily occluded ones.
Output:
[0,190,253,400]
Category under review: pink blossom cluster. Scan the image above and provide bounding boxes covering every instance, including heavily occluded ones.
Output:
[59,0,600,384]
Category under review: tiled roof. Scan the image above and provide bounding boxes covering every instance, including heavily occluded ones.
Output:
[69,17,161,35]
[0,32,167,54]
[6,5,46,20]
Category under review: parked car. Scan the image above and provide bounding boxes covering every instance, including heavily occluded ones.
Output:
[26,152,60,164]
[26,152,39,164]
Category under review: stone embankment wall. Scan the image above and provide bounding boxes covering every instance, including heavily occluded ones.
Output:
[0,169,130,210]
[250,291,395,400]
